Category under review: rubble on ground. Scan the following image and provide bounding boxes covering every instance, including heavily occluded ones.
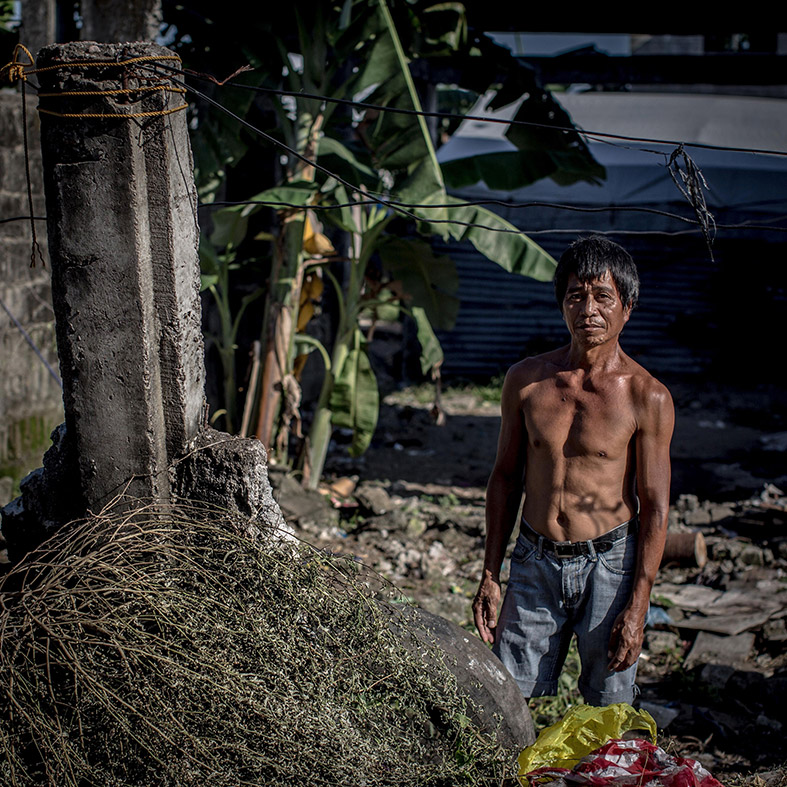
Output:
[269,391,787,782]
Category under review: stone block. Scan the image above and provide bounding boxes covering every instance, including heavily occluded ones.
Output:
[172,428,288,535]
[273,472,337,528]
[684,630,754,670]
[355,481,393,515]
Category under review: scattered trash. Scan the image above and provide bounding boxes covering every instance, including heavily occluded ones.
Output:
[521,737,723,786]
[518,703,657,775]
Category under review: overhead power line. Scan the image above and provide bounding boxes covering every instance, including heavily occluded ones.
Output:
[164,63,787,160]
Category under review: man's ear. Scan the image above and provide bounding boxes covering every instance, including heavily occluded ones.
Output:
[622,304,632,324]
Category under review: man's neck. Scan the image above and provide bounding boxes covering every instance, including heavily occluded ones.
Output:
[564,339,624,372]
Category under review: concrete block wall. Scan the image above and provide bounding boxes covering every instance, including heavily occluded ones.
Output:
[0,89,63,503]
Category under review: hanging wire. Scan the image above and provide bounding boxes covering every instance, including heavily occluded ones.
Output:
[155,62,787,160]
[0,293,63,388]
[5,54,787,241]
[136,64,787,246]
[667,145,717,259]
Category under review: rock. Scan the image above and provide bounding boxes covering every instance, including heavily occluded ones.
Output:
[684,630,755,670]
[354,482,393,516]
[707,503,736,523]
[365,508,409,532]
[645,630,681,657]
[698,663,735,691]
[638,700,680,730]
[739,544,766,566]
[405,516,428,538]
[676,494,701,513]
[755,714,783,733]
[385,605,536,750]
[0,424,83,563]
[711,538,746,561]
[173,428,289,534]
[683,508,712,526]
[772,539,787,560]
[762,618,787,643]
[424,540,458,577]
[271,472,337,529]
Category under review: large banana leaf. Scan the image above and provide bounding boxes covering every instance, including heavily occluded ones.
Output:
[377,236,459,331]
[412,306,443,375]
[329,327,379,457]
[415,194,557,281]
[373,1,557,281]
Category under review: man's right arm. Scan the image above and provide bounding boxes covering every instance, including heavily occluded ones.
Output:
[473,366,527,644]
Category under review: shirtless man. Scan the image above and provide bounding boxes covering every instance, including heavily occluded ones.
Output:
[473,236,674,705]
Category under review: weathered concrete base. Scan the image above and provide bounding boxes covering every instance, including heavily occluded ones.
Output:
[386,604,536,750]
[0,425,290,566]
[171,427,289,536]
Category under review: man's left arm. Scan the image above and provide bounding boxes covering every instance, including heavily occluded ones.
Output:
[608,380,675,672]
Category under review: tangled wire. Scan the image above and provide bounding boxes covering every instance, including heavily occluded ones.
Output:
[0,502,512,786]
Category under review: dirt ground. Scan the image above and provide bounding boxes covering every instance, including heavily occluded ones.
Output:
[273,376,787,785]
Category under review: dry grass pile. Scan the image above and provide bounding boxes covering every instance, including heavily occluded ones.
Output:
[0,503,512,786]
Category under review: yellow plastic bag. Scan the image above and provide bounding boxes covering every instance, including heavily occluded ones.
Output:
[518,703,657,780]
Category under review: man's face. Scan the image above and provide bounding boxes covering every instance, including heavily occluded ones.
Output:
[562,270,631,347]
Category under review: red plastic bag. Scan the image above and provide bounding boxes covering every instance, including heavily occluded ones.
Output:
[523,738,723,786]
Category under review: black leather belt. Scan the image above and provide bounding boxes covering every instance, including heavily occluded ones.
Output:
[521,519,637,558]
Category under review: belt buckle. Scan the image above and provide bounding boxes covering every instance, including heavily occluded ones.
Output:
[553,541,576,558]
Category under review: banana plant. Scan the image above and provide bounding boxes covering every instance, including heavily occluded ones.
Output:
[198,203,264,434]
[299,193,454,488]
[166,0,605,485]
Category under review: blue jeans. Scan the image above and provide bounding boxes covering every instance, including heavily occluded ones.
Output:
[493,519,638,705]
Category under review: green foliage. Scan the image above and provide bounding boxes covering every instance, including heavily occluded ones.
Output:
[0,504,514,785]
[198,203,266,432]
[378,236,459,331]
[163,0,603,484]
[329,327,380,456]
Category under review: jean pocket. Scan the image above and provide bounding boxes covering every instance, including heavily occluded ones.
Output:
[511,536,537,564]
[597,535,636,575]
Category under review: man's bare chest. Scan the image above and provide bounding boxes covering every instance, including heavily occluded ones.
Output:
[522,379,637,459]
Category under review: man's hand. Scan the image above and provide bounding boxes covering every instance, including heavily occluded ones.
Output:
[473,574,501,644]
[607,604,646,672]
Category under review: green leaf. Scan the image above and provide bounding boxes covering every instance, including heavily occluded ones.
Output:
[441,150,560,191]
[344,0,444,178]
[414,196,557,282]
[378,237,459,331]
[411,306,444,375]
[317,137,378,187]
[210,206,249,250]
[503,94,606,186]
[199,273,219,292]
[251,180,320,210]
[330,328,379,457]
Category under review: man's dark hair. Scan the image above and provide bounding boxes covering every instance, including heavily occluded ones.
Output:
[554,235,639,310]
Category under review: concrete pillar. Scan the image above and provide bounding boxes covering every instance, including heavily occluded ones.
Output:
[20,0,58,66]
[36,41,205,511]
[79,0,162,43]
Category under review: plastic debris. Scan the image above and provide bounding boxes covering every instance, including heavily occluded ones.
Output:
[518,703,657,775]
[521,737,723,786]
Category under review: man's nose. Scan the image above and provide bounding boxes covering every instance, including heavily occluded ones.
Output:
[580,296,598,315]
